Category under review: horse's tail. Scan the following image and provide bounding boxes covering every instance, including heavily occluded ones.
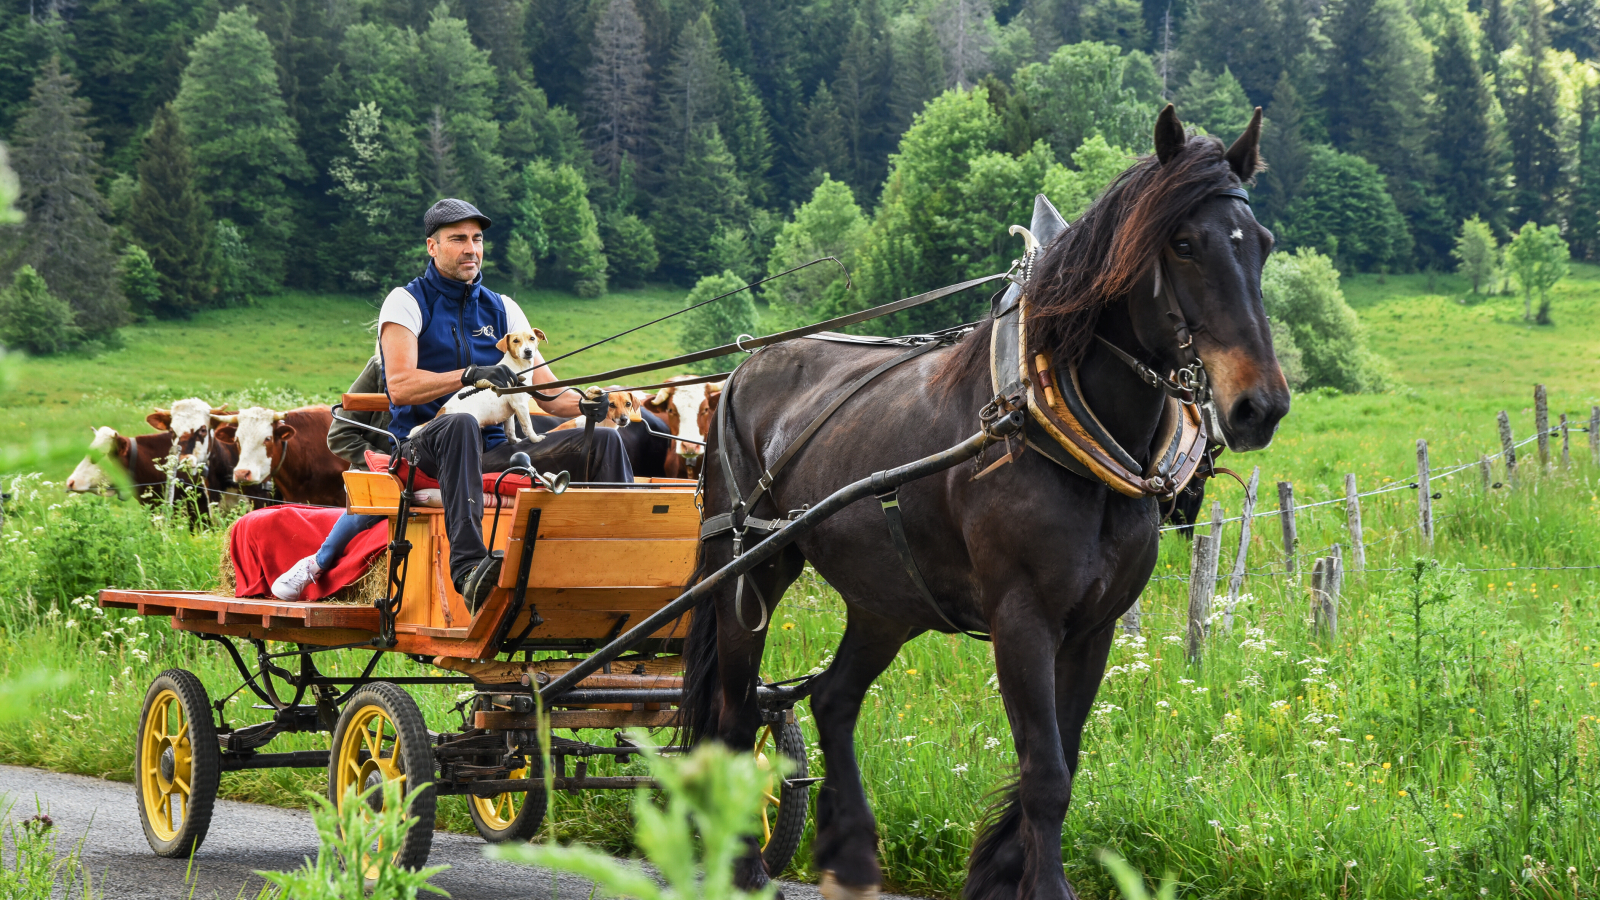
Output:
[678,542,722,747]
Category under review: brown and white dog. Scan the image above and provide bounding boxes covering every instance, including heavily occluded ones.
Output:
[551,387,640,431]
[415,328,548,442]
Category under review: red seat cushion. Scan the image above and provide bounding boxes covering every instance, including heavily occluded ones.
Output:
[363,451,532,495]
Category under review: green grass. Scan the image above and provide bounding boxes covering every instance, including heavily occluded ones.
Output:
[4,272,1600,898]
[1,283,692,478]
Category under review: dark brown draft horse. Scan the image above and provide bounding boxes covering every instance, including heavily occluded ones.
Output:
[682,106,1290,900]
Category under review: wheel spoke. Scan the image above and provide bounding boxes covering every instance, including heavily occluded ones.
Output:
[763,791,780,806]
[172,775,191,798]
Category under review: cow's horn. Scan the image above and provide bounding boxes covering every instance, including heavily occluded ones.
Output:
[650,387,672,405]
[272,411,286,422]
[212,414,238,425]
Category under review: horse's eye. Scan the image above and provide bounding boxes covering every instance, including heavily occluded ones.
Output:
[1173,240,1194,259]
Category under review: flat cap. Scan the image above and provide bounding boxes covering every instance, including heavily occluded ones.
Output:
[424,198,492,236]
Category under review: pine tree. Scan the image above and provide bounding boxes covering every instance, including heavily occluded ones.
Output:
[794,82,849,195]
[1431,10,1509,236]
[832,2,894,202]
[1082,0,1151,52]
[1174,67,1254,137]
[173,8,312,288]
[1484,0,1520,55]
[652,124,751,282]
[1571,80,1600,258]
[1257,73,1312,229]
[585,0,653,186]
[1504,0,1568,226]
[654,13,772,204]
[1173,0,1282,105]
[1,57,128,340]
[128,105,217,317]
[932,0,996,88]
[889,14,948,141]
[417,5,509,211]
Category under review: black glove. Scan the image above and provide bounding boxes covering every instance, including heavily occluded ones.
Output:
[461,364,520,390]
[577,389,609,422]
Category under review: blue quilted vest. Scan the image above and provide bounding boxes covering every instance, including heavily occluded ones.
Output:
[383,261,511,448]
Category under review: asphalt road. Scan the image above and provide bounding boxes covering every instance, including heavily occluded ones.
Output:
[0,765,918,899]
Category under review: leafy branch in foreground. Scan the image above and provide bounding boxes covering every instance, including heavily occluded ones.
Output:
[490,733,780,900]
[257,782,448,900]
[1096,848,1176,900]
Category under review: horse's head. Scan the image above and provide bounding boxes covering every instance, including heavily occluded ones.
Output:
[1139,106,1288,451]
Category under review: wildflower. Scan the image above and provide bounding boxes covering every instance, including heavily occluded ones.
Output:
[984,736,1002,750]
[782,622,795,631]
[1365,734,1374,741]
[1468,708,1476,714]
[1382,762,1391,769]
[1346,805,1360,811]
[1346,861,1358,869]
[906,669,918,676]
[1156,700,1170,708]
[1171,710,1178,717]
[1398,790,1408,797]
[1207,819,1221,827]
[951,764,968,777]
[1192,687,1209,694]
[1345,781,1354,787]
[1178,678,1195,685]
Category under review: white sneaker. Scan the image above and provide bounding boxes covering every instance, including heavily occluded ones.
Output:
[272,554,323,601]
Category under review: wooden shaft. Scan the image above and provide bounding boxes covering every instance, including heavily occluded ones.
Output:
[1560,413,1570,467]
[1417,439,1432,543]
[1223,465,1260,634]
[1498,410,1517,486]
[1535,384,1549,468]
[343,393,391,412]
[1277,481,1297,574]
[1344,473,1365,571]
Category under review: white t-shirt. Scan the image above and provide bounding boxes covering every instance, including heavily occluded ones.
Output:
[376,288,531,354]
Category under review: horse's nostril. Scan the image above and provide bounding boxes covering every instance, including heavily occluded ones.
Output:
[1231,395,1261,427]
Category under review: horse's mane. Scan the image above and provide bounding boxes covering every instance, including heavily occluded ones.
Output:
[938,133,1242,388]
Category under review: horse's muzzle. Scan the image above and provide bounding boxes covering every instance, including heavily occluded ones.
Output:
[1220,386,1290,452]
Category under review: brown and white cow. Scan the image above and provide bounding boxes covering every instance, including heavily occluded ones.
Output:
[643,377,723,479]
[65,426,174,503]
[214,406,349,507]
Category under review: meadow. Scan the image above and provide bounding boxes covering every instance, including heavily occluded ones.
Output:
[2,270,1599,899]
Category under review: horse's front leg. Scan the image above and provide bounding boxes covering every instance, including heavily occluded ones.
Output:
[809,606,913,899]
[967,598,1073,900]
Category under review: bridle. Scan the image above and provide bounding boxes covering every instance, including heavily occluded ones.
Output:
[1093,185,1253,409]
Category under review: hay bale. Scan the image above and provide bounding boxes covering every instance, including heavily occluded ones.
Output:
[215,517,390,605]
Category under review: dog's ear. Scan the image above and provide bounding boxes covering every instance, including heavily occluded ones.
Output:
[147,409,172,432]
[495,334,511,353]
[532,327,548,343]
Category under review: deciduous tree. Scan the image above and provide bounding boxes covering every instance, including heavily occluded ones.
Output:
[1505,220,1569,323]
[678,270,757,373]
[1452,216,1500,295]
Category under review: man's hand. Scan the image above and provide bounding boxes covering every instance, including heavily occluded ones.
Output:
[462,364,521,390]
[578,386,608,421]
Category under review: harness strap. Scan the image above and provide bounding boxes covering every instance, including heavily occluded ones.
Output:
[740,340,945,518]
[699,512,790,541]
[875,480,991,641]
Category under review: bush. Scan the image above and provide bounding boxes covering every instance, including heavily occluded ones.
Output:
[1280,145,1413,273]
[0,266,82,356]
[602,212,659,287]
[1451,216,1500,296]
[678,271,756,375]
[118,245,161,317]
[1504,221,1568,324]
[763,175,865,323]
[1261,248,1386,393]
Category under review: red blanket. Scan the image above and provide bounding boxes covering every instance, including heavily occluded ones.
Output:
[230,506,388,601]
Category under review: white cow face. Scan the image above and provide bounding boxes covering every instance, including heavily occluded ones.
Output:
[668,384,710,463]
[229,406,293,485]
[148,398,226,475]
[65,426,119,493]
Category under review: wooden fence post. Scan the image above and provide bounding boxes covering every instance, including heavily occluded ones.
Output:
[1324,551,1342,639]
[1560,413,1570,468]
[1311,557,1328,631]
[1417,439,1433,544]
[1480,455,1492,492]
[1187,513,1222,663]
[1498,411,1517,487]
[1535,384,1550,468]
[1344,473,1365,571]
[1591,406,1599,465]
[1223,466,1260,635]
[1277,481,1297,575]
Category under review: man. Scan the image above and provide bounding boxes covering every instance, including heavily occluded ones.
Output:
[281,198,629,610]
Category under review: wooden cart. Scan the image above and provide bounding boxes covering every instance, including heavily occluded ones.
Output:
[100,404,811,872]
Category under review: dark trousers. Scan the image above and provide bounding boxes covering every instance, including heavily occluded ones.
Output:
[482,425,634,484]
[412,415,638,586]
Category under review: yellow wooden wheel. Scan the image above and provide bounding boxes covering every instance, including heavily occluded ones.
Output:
[468,763,546,843]
[327,683,437,874]
[134,670,219,857]
[754,719,809,875]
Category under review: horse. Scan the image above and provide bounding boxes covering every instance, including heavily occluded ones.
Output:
[679,104,1290,900]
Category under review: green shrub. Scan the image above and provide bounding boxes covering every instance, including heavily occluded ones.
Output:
[678,271,757,375]
[763,175,865,325]
[1451,216,1500,296]
[260,783,447,900]
[118,244,162,317]
[0,266,83,356]
[602,212,660,287]
[1505,221,1569,324]
[1280,145,1413,272]
[0,801,100,899]
[1261,248,1386,393]
[517,161,608,298]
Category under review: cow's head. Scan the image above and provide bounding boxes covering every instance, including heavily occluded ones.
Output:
[495,328,548,366]
[65,426,124,493]
[229,406,295,485]
[148,398,229,477]
[645,379,723,465]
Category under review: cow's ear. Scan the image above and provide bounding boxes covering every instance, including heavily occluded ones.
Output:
[273,422,297,442]
[532,327,548,342]
[147,410,172,431]
[113,435,131,459]
[214,423,237,444]
[495,334,510,353]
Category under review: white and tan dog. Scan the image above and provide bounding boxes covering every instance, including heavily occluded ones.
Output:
[413,328,548,442]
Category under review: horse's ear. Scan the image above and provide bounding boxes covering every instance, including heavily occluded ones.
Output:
[1226,107,1264,181]
[1154,104,1186,165]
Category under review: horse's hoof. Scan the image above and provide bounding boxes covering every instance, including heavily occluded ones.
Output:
[820,871,881,900]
